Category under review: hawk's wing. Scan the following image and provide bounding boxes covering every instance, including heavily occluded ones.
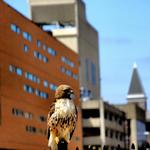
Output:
[70,106,78,140]
[47,102,55,139]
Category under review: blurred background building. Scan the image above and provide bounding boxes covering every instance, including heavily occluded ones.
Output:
[82,100,127,150]
[29,0,101,100]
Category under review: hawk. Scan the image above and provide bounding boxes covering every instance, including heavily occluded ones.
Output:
[47,84,78,150]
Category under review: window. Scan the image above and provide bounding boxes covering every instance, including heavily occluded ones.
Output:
[114,114,118,122]
[9,65,22,76]
[12,108,24,117]
[109,113,113,121]
[110,130,114,138]
[66,70,72,76]
[16,68,22,76]
[50,83,57,91]
[10,24,21,34]
[115,131,119,139]
[104,111,108,119]
[26,125,36,133]
[120,133,123,141]
[83,127,100,137]
[61,56,75,68]
[23,44,29,52]
[23,31,32,41]
[91,62,96,85]
[25,72,33,81]
[73,74,78,80]
[43,80,48,88]
[24,84,34,94]
[24,112,33,119]
[48,47,56,56]
[43,56,48,63]
[35,89,40,97]
[36,40,41,48]
[35,89,49,99]
[9,65,15,72]
[37,52,42,60]
[119,118,123,125]
[38,116,47,123]
[43,44,47,51]
[60,67,77,79]
[34,51,49,63]
[82,109,100,118]
[105,129,108,137]
[60,67,65,73]
[25,72,40,84]
[80,88,92,100]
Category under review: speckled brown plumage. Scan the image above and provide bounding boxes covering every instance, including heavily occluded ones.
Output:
[47,84,78,150]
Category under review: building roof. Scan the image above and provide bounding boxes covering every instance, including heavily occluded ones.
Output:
[127,63,146,98]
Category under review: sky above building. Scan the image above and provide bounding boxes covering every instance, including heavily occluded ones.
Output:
[4,0,150,110]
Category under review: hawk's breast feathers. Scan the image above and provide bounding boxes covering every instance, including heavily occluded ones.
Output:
[47,84,78,146]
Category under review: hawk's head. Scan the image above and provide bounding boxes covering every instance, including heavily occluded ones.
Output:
[55,84,74,100]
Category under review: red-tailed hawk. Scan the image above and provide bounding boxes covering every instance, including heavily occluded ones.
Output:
[47,84,78,150]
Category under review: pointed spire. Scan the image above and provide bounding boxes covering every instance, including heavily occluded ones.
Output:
[128,63,145,95]
[127,63,147,110]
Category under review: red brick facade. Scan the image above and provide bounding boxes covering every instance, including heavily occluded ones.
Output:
[0,1,83,149]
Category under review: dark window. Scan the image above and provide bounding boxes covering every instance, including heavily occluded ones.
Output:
[35,89,49,99]
[43,56,48,63]
[38,116,47,122]
[34,51,48,63]
[115,131,119,139]
[26,125,36,133]
[23,44,29,52]
[105,129,108,137]
[109,113,113,121]
[110,130,114,138]
[104,111,108,119]
[82,109,100,118]
[36,40,41,48]
[114,114,118,122]
[119,117,123,125]
[83,127,100,137]
[24,84,34,94]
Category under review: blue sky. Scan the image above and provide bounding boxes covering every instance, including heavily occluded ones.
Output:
[4,0,150,109]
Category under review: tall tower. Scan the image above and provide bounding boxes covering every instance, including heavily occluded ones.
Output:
[127,63,147,110]
[28,0,101,100]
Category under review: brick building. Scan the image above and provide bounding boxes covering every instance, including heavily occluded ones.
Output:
[0,1,82,149]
